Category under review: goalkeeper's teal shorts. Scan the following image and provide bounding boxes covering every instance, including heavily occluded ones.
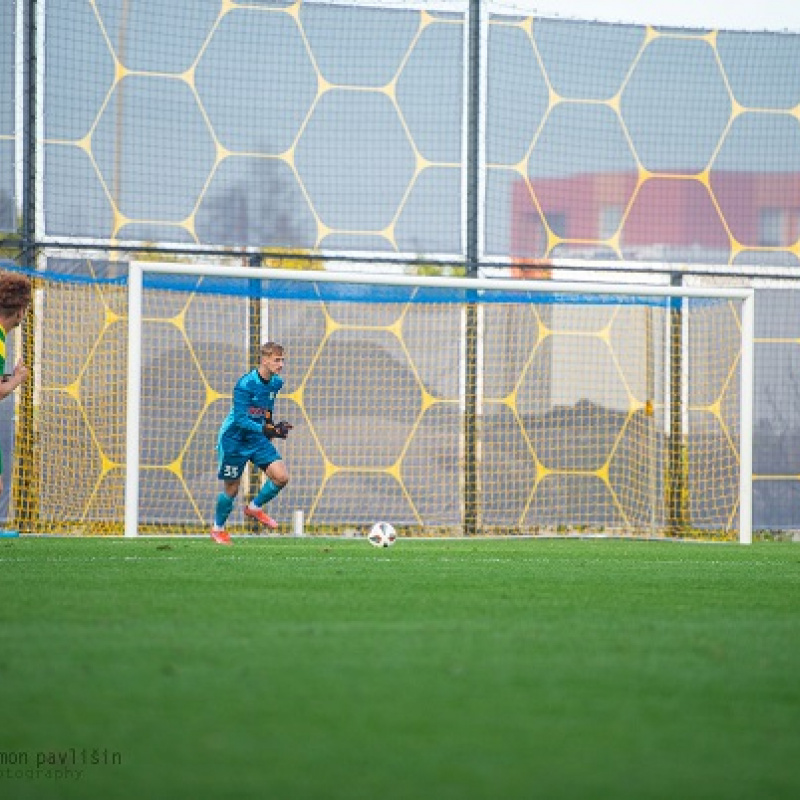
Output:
[216,430,281,481]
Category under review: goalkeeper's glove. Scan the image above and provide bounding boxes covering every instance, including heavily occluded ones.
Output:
[263,417,293,439]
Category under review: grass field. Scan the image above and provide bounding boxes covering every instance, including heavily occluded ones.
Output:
[1,537,799,800]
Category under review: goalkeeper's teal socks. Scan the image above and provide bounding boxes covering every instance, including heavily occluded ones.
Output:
[214,482,281,527]
[215,493,234,527]
[254,479,282,507]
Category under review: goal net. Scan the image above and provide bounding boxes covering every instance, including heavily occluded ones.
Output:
[7,262,754,542]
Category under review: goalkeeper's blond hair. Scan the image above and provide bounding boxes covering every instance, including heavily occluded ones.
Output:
[260,341,284,358]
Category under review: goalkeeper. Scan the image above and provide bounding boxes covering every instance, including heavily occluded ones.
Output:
[211,341,292,545]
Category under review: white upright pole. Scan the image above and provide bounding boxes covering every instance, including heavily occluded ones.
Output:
[738,290,755,545]
[124,262,143,538]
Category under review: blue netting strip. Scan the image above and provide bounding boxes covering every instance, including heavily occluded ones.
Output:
[138,273,681,307]
[1,260,127,287]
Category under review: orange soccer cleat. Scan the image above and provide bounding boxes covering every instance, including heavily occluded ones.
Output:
[244,505,278,530]
[211,529,232,545]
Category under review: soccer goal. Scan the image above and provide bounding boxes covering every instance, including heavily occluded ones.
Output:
[118,262,753,543]
[3,261,752,542]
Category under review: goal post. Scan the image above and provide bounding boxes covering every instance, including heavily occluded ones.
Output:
[123,261,754,543]
[739,286,755,545]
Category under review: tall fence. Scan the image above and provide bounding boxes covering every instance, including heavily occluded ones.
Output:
[1,1,800,531]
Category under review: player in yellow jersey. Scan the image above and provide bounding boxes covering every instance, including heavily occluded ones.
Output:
[0,270,32,499]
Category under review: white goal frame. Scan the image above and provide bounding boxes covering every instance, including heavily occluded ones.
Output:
[125,261,755,543]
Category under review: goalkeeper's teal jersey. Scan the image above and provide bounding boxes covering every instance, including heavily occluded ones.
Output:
[218,369,283,441]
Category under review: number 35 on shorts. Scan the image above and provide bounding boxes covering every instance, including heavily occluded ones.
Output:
[221,464,241,479]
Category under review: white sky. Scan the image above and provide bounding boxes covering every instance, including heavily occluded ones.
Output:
[499,0,800,33]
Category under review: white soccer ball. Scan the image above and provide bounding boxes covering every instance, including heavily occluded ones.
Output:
[368,521,397,548]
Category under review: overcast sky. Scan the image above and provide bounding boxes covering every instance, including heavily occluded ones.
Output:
[342,2,800,34]
[496,0,800,33]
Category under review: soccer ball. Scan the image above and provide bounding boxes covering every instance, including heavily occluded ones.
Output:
[368,521,397,548]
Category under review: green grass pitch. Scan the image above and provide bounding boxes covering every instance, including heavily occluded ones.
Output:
[1,537,799,800]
